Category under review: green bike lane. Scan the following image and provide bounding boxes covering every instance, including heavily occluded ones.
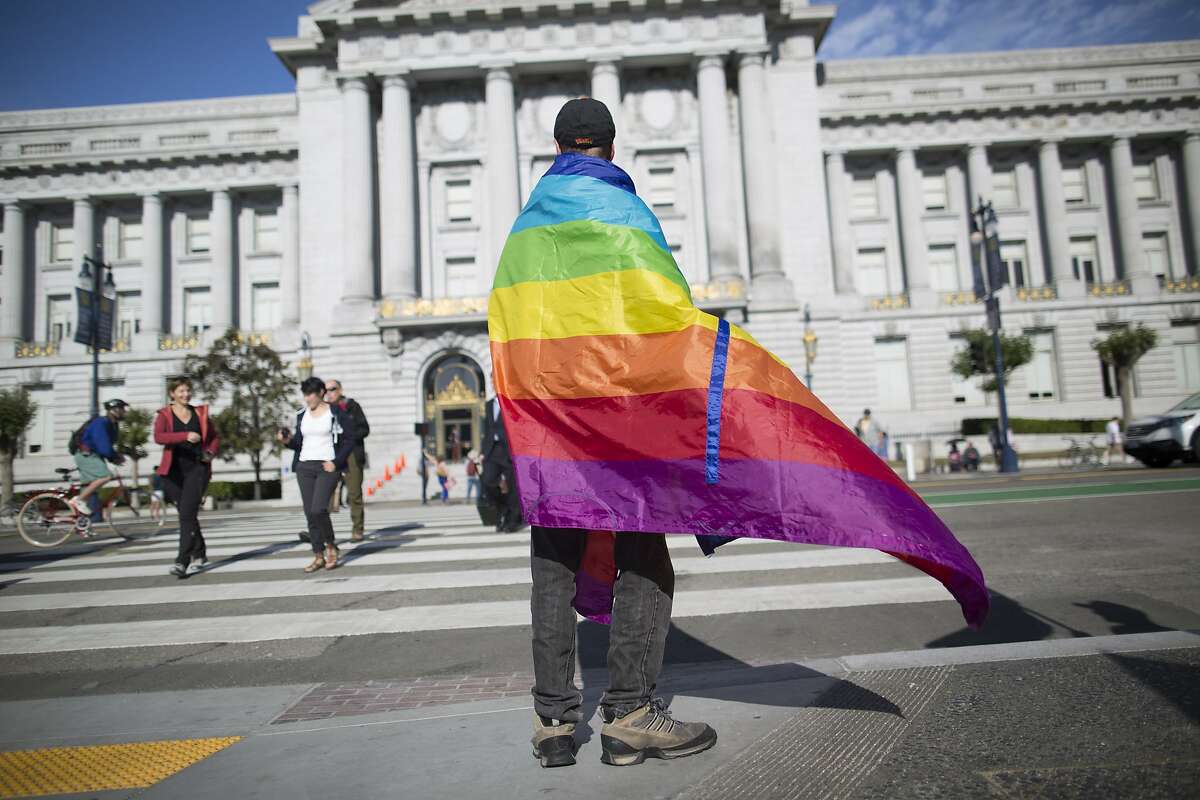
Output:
[917,475,1200,507]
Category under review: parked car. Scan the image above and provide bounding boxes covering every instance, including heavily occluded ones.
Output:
[1123,392,1200,468]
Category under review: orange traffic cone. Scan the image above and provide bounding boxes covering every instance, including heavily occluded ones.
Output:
[375,479,383,489]
[384,465,392,481]
[395,456,404,473]
[367,486,375,497]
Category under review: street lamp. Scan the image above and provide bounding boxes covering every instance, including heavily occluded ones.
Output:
[970,197,1019,474]
[296,331,313,380]
[77,254,115,417]
[802,303,818,389]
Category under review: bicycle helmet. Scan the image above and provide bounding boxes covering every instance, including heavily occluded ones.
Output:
[104,398,129,410]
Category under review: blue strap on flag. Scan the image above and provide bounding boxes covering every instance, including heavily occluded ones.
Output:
[705,318,731,485]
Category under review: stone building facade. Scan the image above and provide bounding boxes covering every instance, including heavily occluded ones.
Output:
[2,0,1199,491]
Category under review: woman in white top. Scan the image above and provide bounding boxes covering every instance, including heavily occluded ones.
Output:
[279,377,358,573]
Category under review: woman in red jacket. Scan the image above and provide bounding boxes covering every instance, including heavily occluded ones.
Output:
[154,377,220,578]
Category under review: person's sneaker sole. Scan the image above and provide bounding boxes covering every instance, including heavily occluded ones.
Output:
[599,727,717,767]
[169,565,187,579]
[532,735,576,768]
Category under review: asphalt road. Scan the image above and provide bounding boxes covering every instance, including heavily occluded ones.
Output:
[0,465,1196,704]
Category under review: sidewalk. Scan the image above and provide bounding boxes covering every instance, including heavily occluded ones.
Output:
[2,631,1196,799]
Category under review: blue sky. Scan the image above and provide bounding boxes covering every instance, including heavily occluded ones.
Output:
[2,0,1198,111]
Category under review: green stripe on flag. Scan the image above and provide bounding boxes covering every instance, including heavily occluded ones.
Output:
[494,219,691,296]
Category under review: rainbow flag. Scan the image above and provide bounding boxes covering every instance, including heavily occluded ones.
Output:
[489,153,989,629]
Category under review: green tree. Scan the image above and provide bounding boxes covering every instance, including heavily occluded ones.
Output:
[0,388,38,505]
[1092,324,1159,426]
[116,407,153,499]
[950,329,1034,394]
[184,329,294,500]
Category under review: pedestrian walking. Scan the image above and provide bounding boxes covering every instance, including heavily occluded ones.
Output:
[435,457,449,504]
[154,378,220,578]
[323,379,370,541]
[279,377,357,573]
[489,96,987,769]
[465,452,481,501]
[482,396,522,532]
[417,448,429,504]
[1104,416,1125,465]
[67,399,129,522]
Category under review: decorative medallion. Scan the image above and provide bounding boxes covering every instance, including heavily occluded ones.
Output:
[435,101,472,146]
[640,89,677,131]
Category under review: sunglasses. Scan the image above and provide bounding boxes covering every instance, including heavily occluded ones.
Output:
[324,386,338,392]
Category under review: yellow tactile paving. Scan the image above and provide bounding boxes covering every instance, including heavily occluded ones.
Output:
[0,737,241,798]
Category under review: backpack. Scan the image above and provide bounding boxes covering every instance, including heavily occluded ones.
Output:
[67,415,98,455]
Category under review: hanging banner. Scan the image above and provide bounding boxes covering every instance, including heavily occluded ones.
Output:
[96,292,115,351]
[74,287,94,346]
[73,286,115,350]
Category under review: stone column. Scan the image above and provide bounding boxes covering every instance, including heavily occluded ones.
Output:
[280,183,301,328]
[381,72,418,299]
[342,75,376,304]
[1110,135,1157,293]
[966,143,993,210]
[895,147,932,303]
[209,188,234,332]
[485,64,521,267]
[1,201,26,342]
[696,52,739,280]
[824,150,855,294]
[139,192,164,335]
[1037,139,1083,297]
[1181,131,1200,275]
[737,49,792,303]
[589,58,622,145]
[72,196,95,264]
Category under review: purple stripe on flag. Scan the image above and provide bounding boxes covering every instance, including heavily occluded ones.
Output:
[512,455,988,627]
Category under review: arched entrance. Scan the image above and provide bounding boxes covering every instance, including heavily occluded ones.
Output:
[423,353,486,462]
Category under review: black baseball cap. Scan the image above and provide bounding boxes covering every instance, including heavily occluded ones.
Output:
[554,97,615,150]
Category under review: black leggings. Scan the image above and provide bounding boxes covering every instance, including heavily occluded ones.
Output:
[296,461,340,552]
[162,463,207,567]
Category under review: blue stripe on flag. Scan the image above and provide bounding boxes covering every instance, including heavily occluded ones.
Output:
[705,318,731,485]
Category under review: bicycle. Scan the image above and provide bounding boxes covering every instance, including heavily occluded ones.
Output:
[16,467,160,548]
[1057,436,1104,470]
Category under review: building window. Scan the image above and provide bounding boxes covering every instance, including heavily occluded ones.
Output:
[992,169,1018,209]
[445,256,476,297]
[1024,330,1058,400]
[949,334,986,406]
[250,282,280,331]
[183,287,212,334]
[25,386,54,456]
[856,247,889,295]
[647,167,676,214]
[1171,322,1200,392]
[1070,237,1099,284]
[118,219,142,261]
[873,338,912,410]
[1000,240,1029,288]
[51,223,74,263]
[927,244,959,292]
[1142,232,1171,281]
[254,211,280,253]
[445,179,473,223]
[1133,162,1159,201]
[117,291,141,342]
[921,172,948,211]
[851,176,879,218]
[186,216,210,254]
[47,294,72,343]
[1063,166,1088,204]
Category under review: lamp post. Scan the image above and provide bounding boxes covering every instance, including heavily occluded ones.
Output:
[970,198,1019,474]
[77,255,115,417]
[296,331,313,380]
[802,303,818,389]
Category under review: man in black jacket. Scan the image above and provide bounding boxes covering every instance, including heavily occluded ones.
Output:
[481,396,522,532]
[325,380,370,541]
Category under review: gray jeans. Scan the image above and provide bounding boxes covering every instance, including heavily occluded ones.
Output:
[530,526,674,722]
[296,460,339,552]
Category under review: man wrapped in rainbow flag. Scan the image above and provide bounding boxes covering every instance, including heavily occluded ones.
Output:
[489,98,988,769]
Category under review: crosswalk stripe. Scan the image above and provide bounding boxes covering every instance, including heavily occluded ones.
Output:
[0,577,949,654]
[0,548,896,612]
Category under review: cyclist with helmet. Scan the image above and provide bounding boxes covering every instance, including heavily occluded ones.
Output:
[68,399,128,520]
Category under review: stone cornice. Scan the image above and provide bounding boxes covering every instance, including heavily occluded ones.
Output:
[821,39,1200,82]
[0,94,297,133]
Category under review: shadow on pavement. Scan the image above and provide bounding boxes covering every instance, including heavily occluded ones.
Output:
[1075,600,1172,635]
[204,540,299,570]
[1104,652,1200,723]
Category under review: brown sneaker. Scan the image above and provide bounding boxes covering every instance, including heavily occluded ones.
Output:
[600,699,716,766]
[531,714,576,768]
